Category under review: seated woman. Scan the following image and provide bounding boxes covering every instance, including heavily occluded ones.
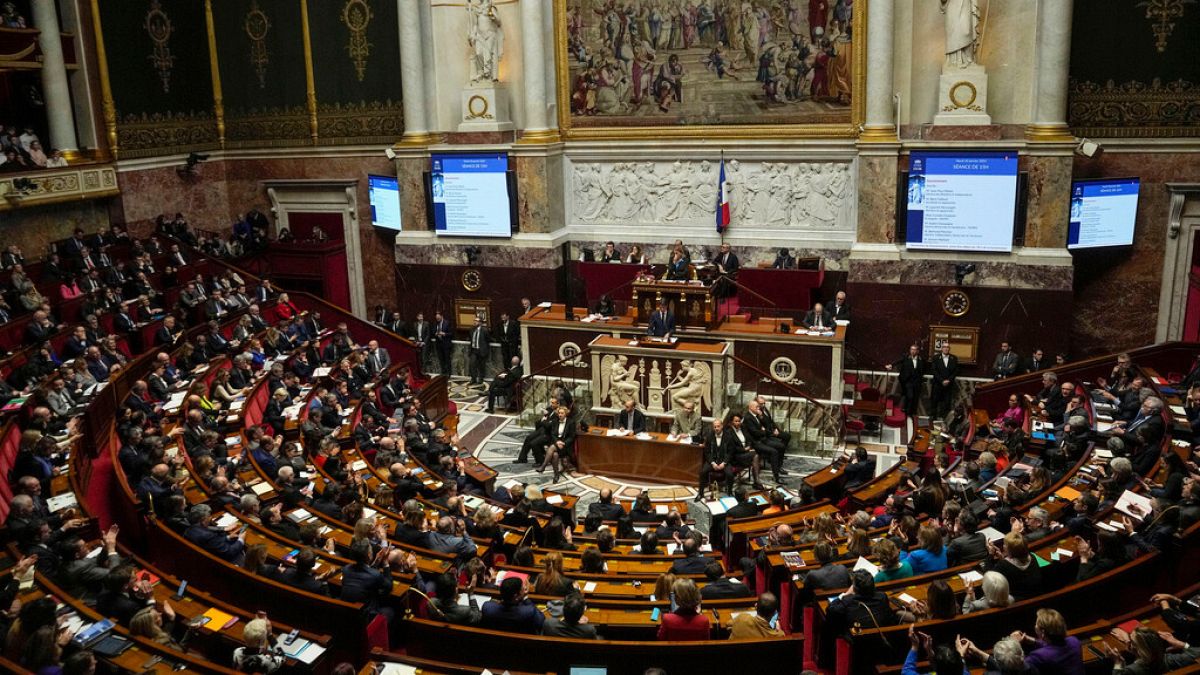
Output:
[900,525,947,575]
[961,571,1013,614]
[594,294,616,317]
[624,245,647,264]
[991,394,1025,431]
[984,532,1042,600]
[533,551,578,597]
[872,538,913,583]
[657,578,710,641]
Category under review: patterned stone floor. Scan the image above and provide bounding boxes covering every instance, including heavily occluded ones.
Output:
[447,377,850,535]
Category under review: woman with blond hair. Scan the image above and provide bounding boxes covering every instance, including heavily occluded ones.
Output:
[129,605,181,649]
[533,551,577,596]
[232,617,284,673]
[658,578,710,641]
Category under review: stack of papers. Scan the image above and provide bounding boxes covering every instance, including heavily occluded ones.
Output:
[1115,490,1152,520]
[852,557,879,576]
[959,570,984,584]
[979,527,1005,543]
[705,497,739,515]
[545,494,564,505]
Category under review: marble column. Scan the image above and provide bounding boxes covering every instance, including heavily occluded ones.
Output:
[859,0,896,142]
[1026,0,1074,141]
[30,0,78,152]
[398,0,435,143]
[518,0,555,141]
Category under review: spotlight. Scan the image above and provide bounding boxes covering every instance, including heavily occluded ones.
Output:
[954,263,976,286]
[1075,138,1102,158]
[384,148,398,160]
[463,246,481,266]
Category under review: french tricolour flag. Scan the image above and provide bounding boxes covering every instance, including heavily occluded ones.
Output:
[716,158,731,233]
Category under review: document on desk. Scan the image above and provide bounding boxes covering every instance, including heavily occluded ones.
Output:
[853,557,879,576]
[1116,490,1152,520]
[250,481,273,496]
[979,527,1004,543]
[276,637,326,664]
[545,494,564,505]
[635,432,653,440]
[606,428,631,437]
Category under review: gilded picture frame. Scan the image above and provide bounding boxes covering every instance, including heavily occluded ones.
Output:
[553,0,867,140]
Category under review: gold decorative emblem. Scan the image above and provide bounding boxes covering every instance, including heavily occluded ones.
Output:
[949,81,977,109]
[941,290,971,318]
[144,0,175,93]
[340,0,373,82]
[244,0,272,89]
[466,95,492,120]
[1138,0,1194,52]
[461,269,483,292]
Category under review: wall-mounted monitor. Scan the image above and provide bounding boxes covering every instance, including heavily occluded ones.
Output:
[367,175,402,231]
[428,153,515,238]
[1067,177,1140,250]
[905,151,1020,253]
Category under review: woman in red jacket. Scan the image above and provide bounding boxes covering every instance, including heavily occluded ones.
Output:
[274,292,300,321]
[657,578,711,641]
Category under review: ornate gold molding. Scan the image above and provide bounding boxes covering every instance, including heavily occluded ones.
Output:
[144,0,175,93]
[116,111,220,159]
[244,0,272,88]
[1069,77,1200,138]
[316,99,404,145]
[1140,0,1194,52]
[204,0,225,148]
[0,164,120,212]
[87,0,118,157]
[340,0,373,82]
[1025,123,1075,143]
[551,0,865,140]
[299,0,318,144]
[516,129,564,144]
[858,125,899,143]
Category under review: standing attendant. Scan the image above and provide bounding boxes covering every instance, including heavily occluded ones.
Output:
[468,316,490,385]
[887,344,925,418]
[827,291,850,320]
[930,343,959,419]
[432,311,453,375]
[496,311,520,365]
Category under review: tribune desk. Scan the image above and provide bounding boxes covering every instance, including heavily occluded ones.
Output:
[520,304,846,401]
[576,427,703,485]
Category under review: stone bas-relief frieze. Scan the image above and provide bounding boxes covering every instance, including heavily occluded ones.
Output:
[571,159,852,230]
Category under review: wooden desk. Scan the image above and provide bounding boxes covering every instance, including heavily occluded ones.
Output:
[631,279,715,329]
[576,427,703,485]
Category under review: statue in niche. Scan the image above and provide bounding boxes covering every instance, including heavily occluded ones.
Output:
[807,164,837,227]
[940,0,980,68]
[467,0,503,84]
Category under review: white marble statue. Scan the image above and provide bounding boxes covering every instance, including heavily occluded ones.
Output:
[666,359,710,411]
[606,354,641,406]
[467,0,503,84]
[940,0,980,68]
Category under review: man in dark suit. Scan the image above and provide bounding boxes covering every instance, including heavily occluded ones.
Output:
[339,543,395,621]
[1023,348,1045,374]
[432,310,453,375]
[409,311,431,366]
[154,316,182,347]
[467,316,490,385]
[700,562,753,599]
[887,344,925,418]
[496,311,520,365]
[669,537,709,574]
[486,356,523,413]
[992,341,1020,380]
[698,418,734,498]
[826,291,850,321]
[481,577,544,634]
[713,242,740,298]
[63,326,89,358]
[615,398,646,433]
[647,302,675,338]
[598,241,622,263]
[1112,397,1166,464]
[1,245,24,269]
[587,488,626,520]
[516,397,559,464]
[930,342,959,419]
[184,504,245,563]
[801,302,832,330]
[743,400,785,483]
[946,511,988,566]
[386,311,406,336]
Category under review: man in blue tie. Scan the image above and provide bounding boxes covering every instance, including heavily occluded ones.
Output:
[647,301,675,338]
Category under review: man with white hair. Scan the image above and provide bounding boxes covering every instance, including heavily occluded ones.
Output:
[184,503,246,563]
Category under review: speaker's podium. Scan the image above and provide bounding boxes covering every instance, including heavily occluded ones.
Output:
[631,279,716,330]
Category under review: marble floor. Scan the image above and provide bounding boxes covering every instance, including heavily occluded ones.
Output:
[446,377,848,535]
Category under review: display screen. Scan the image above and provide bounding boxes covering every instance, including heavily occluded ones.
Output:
[430,153,512,238]
[367,175,402,231]
[1067,178,1140,249]
[905,151,1019,253]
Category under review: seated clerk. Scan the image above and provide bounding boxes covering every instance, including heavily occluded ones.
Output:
[481,576,544,635]
[616,398,646,434]
[801,302,832,331]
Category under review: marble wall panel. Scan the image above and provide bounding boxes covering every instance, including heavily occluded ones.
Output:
[848,258,1073,292]
[394,262,559,327]
[1023,153,1074,249]
[395,241,562,269]
[0,201,110,254]
[114,161,231,234]
[856,153,898,244]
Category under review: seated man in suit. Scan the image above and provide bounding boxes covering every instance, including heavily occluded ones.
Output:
[647,301,675,338]
[803,541,851,596]
[771,248,797,269]
[587,488,625,521]
[184,504,245,564]
[542,592,599,639]
[485,356,523,413]
[481,576,544,634]
[826,290,850,321]
[946,511,989,566]
[801,302,832,330]
[700,561,754,600]
[615,398,646,433]
[842,446,876,488]
[155,316,183,347]
[671,400,702,439]
[669,536,710,575]
[516,397,559,464]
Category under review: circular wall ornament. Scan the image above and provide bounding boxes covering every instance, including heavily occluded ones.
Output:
[769,357,798,383]
[558,341,583,365]
[467,95,492,120]
[949,81,978,109]
[461,269,483,292]
[941,289,971,317]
